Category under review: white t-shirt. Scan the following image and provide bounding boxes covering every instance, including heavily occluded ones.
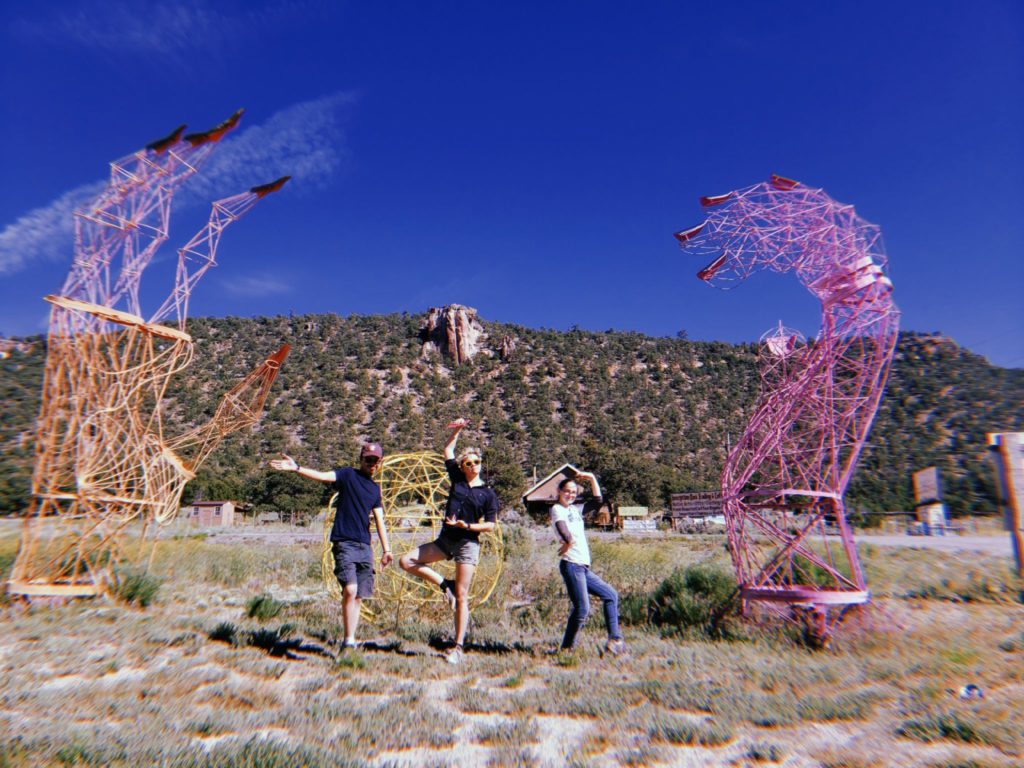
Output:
[550,502,590,566]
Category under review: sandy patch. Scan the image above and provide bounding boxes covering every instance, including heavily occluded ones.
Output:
[39,673,85,691]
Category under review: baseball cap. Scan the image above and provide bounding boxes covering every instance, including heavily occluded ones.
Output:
[360,442,383,459]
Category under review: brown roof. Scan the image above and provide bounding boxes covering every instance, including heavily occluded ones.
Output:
[522,463,580,505]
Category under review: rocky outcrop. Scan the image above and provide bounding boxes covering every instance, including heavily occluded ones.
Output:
[419,304,487,365]
[498,335,516,360]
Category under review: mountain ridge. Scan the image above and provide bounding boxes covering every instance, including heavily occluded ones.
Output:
[1,312,1020,518]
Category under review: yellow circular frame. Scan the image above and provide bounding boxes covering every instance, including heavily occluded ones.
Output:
[321,451,503,623]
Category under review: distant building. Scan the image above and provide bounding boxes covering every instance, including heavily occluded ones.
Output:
[182,500,239,527]
[521,463,614,527]
[618,506,655,531]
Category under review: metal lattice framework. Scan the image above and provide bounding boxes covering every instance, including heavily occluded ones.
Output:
[321,452,503,622]
[8,112,290,598]
[675,174,900,639]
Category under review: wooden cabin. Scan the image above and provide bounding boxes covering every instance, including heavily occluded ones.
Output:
[182,500,238,527]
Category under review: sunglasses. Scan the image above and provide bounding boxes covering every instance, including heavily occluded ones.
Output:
[361,456,381,465]
[461,458,481,468]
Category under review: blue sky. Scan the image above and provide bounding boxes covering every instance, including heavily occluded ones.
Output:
[2,1,1021,367]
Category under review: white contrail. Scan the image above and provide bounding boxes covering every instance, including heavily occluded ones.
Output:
[0,91,353,277]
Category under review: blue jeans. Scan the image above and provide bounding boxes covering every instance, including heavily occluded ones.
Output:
[559,559,622,649]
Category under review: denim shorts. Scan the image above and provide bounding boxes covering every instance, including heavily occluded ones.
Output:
[332,540,374,598]
[433,530,481,566]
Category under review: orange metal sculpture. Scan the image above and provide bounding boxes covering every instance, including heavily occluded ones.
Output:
[8,112,289,598]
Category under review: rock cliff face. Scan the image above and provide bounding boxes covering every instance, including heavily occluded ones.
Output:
[419,304,487,364]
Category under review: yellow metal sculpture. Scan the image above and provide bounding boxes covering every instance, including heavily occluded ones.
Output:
[8,113,289,598]
[322,451,504,621]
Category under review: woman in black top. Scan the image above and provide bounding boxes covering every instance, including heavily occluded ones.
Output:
[399,419,499,664]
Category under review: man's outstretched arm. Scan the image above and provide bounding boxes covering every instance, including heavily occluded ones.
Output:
[268,454,337,483]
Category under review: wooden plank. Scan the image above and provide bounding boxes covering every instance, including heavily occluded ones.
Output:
[7,580,103,597]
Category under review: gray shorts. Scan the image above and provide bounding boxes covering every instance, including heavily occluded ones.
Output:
[434,530,481,566]
[332,541,374,599]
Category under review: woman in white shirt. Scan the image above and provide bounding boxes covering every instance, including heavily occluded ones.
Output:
[550,471,625,655]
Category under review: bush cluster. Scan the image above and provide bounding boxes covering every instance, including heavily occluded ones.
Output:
[621,563,738,639]
[245,592,284,621]
[110,567,161,608]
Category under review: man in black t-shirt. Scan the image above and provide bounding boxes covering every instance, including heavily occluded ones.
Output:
[270,443,391,650]
[399,419,499,664]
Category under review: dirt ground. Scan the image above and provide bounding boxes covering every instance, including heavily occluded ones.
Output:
[1,524,1021,767]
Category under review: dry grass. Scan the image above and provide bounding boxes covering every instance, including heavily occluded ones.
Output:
[0,529,1020,767]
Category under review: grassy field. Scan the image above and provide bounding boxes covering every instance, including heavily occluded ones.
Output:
[0,527,1021,768]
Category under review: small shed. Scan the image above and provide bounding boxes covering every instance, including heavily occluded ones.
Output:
[521,464,613,527]
[183,500,239,527]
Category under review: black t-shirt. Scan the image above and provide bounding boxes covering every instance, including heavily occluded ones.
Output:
[442,459,500,541]
[329,466,382,544]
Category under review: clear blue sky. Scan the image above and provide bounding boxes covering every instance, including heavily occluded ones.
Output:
[2,1,1021,366]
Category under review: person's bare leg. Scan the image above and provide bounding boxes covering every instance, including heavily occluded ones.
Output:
[342,583,360,645]
[453,562,476,647]
[399,542,448,587]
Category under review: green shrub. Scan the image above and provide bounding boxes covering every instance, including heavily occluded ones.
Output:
[618,592,649,625]
[647,712,734,746]
[208,621,238,644]
[474,718,539,746]
[0,540,17,581]
[898,711,1005,749]
[616,746,665,767]
[501,524,533,562]
[184,737,368,768]
[246,592,284,621]
[798,690,879,722]
[630,564,737,638]
[335,651,366,670]
[746,741,786,761]
[485,746,537,768]
[111,567,161,607]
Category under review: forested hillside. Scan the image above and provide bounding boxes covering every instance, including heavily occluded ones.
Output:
[1,313,1021,519]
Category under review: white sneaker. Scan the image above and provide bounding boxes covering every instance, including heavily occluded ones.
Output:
[605,638,627,657]
[444,646,464,665]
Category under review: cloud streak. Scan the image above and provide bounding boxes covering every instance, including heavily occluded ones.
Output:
[0,91,353,278]
[187,91,354,202]
[13,1,324,63]
[221,275,294,298]
[0,182,102,276]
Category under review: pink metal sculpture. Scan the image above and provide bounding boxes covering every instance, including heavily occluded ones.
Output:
[9,112,290,598]
[675,174,900,640]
